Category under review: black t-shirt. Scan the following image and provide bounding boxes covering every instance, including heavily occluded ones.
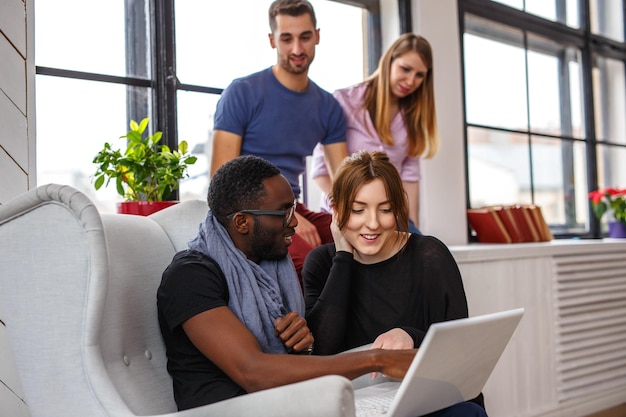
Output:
[157,250,247,411]
[302,234,470,355]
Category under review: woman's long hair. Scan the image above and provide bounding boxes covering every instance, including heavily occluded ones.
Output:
[362,33,439,159]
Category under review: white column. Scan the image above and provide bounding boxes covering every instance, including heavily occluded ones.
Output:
[412,0,468,245]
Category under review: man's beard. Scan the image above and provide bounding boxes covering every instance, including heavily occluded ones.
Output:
[250,221,288,261]
[279,54,314,75]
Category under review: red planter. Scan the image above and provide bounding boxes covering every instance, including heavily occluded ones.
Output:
[117,201,178,216]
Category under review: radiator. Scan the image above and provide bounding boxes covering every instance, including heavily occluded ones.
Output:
[553,250,626,402]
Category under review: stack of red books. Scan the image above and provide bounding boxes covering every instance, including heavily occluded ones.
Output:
[467,204,553,243]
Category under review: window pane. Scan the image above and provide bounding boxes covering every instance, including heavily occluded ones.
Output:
[467,127,532,207]
[568,58,585,139]
[597,144,626,191]
[524,0,557,22]
[572,139,590,229]
[530,136,588,232]
[593,56,626,145]
[174,1,272,88]
[491,0,523,9]
[174,0,366,92]
[35,1,148,77]
[35,76,143,213]
[527,38,584,138]
[563,0,580,28]
[307,1,366,91]
[176,91,221,202]
[463,26,528,130]
[590,0,624,42]
[527,48,561,135]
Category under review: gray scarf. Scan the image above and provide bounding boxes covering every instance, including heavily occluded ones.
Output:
[188,210,304,353]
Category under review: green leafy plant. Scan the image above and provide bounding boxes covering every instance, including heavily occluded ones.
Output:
[588,187,626,225]
[93,118,197,202]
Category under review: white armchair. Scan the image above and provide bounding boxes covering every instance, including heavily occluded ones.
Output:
[0,184,355,417]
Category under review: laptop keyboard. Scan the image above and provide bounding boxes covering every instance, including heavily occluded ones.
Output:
[354,390,396,416]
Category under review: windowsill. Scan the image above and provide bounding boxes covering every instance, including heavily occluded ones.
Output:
[449,238,626,263]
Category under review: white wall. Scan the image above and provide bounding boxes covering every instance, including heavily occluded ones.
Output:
[0,1,33,415]
[0,0,36,205]
[411,0,468,245]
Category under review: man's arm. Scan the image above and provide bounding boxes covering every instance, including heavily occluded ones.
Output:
[210,130,243,177]
[321,142,349,180]
[182,306,415,393]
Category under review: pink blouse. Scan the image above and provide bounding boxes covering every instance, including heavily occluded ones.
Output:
[311,83,421,182]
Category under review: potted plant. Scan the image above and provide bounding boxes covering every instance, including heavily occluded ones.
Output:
[93,117,197,215]
[588,187,626,238]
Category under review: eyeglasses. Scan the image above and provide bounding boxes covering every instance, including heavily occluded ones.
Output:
[226,200,297,227]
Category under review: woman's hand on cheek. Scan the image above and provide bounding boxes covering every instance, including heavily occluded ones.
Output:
[330,213,353,254]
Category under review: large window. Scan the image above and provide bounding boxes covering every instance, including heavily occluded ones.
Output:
[460,0,626,238]
[35,0,372,212]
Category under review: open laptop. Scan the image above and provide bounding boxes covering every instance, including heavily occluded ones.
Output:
[353,308,524,417]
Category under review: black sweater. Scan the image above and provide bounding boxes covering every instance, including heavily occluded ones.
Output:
[303,234,470,355]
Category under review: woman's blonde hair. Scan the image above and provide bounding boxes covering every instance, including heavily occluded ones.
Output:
[362,33,439,159]
[330,150,409,233]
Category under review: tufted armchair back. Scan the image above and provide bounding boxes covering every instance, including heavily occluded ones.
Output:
[0,184,355,417]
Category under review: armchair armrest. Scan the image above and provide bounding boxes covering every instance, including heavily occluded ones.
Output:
[159,375,355,417]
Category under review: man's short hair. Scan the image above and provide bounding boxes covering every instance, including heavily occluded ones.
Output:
[268,0,317,33]
[208,155,281,225]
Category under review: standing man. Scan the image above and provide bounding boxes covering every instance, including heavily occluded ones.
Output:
[210,0,348,282]
[157,155,415,411]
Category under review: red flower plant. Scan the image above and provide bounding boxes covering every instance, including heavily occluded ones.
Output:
[588,187,626,225]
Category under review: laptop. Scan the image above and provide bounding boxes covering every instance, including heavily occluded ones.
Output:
[353,308,524,417]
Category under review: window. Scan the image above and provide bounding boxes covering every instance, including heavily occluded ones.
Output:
[35,0,371,212]
[460,0,626,238]
[590,0,624,42]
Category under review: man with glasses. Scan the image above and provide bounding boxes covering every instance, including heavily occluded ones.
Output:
[210,0,348,284]
[157,155,416,411]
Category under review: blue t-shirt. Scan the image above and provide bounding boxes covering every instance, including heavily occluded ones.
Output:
[214,67,346,198]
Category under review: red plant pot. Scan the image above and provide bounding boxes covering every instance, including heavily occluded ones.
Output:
[117,201,178,216]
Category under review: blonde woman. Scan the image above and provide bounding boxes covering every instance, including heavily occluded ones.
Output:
[312,33,438,233]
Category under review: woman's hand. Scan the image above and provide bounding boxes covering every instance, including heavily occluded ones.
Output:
[371,328,414,350]
[331,213,353,254]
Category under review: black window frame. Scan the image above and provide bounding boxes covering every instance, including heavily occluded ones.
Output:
[458,0,626,239]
